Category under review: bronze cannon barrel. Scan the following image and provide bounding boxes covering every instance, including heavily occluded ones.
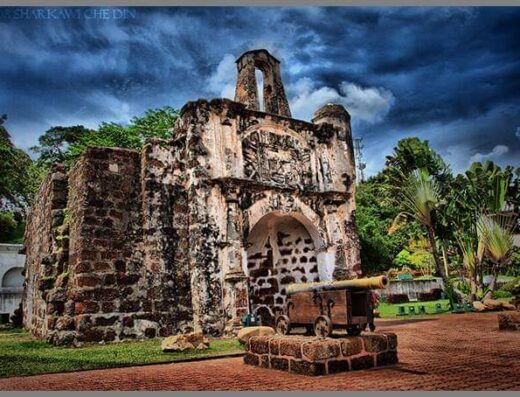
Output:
[286,275,389,296]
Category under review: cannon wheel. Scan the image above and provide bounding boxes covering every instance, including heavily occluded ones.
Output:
[314,315,332,338]
[347,324,362,336]
[275,315,291,335]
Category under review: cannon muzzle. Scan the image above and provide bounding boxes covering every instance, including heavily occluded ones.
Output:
[286,275,389,296]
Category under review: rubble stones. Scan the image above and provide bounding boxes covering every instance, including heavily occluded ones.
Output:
[161,331,210,352]
[237,326,275,345]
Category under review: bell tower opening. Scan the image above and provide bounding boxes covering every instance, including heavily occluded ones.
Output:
[234,49,292,118]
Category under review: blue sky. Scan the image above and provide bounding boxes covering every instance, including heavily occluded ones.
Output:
[1,7,519,176]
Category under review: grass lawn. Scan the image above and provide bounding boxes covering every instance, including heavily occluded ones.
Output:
[378,299,451,318]
[378,297,513,318]
[0,328,243,378]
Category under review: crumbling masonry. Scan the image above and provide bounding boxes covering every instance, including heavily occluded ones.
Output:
[22,49,361,344]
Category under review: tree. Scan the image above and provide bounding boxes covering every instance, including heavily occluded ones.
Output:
[0,115,36,215]
[389,169,448,284]
[477,214,515,299]
[383,137,452,188]
[30,107,179,170]
[449,161,518,301]
[356,175,413,274]
[30,125,95,168]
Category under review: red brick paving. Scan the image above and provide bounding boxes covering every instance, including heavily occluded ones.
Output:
[1,312,520,391]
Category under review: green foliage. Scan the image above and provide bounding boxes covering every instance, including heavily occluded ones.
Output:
[356,176,413,273]
[393,249,412,268]
[392,248,434,273]
[30,125,96,168]
[384,137,451,183]
[30,107,179,170]
[493,290,512,299]
[0,328,242,378]
[500,276,520,293]
[0,212,17,241]
[0,117,36,213]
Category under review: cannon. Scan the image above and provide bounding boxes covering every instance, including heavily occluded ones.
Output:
[275,276,389,338]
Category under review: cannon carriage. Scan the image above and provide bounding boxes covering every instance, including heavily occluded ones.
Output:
[275,276,389,338]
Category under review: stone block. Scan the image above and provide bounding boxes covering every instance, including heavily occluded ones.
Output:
[290,359,326,376]
[278,337,303,358]
[363,334,388,352]
[351,354,375,370]
[302,339,341,361]
[340,337,363,356]
[386,332,398,350]
[244,353,260,366]
[327,359,350,374]
[249,336,271,354]
[376,350,398,366]
[270,357,289,371]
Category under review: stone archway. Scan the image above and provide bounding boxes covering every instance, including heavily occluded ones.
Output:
[245,212,322,326]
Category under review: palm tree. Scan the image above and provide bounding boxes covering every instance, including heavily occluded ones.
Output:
[389,169,448,285]
[477,214,515,299]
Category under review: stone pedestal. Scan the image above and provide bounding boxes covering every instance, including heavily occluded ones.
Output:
[244,333,398,376]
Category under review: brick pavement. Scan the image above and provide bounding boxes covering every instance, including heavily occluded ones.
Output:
[1,312,520,391]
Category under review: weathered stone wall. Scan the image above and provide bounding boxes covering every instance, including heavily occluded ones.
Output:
[22,164,68,338]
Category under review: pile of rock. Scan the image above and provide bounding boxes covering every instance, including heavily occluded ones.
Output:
[472,298,517,312]
[161,331,209,352]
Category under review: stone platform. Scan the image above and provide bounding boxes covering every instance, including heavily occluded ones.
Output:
[244,333,398,376]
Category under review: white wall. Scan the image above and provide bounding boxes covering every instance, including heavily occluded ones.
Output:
[0,244,25,318]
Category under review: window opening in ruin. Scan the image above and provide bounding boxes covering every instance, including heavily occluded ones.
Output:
[255,68,265,111]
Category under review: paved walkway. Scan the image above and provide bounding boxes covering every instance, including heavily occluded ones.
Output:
[1,312,520,390]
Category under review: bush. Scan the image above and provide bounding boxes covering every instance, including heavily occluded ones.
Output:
[493,290,512,299]
[500,277,520,293]
[386,294,409,304]
[418,288,443,302]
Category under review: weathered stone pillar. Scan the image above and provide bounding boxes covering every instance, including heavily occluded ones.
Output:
[222,186,249,334]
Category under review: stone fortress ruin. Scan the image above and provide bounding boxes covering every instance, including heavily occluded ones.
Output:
[22,49,361,345]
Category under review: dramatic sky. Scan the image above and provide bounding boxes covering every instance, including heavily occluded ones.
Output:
[1,7,519,176]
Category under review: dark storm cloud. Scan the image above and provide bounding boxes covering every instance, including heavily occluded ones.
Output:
[0,6,519,175]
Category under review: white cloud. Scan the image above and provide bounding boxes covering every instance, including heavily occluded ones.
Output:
[206,53,236,99]
[469,145,510,164]
[288,78,395,123]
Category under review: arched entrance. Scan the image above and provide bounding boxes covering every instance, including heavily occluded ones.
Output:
[245,212,322,326]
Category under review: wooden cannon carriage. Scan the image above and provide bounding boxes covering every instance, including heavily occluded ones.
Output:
[275,276,389,338]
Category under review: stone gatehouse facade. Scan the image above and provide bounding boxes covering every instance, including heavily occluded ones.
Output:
[22,49,361,345]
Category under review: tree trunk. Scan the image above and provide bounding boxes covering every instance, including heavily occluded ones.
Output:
[470,276,477,302]
[484,263,499,300]
[426,226,448,284]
